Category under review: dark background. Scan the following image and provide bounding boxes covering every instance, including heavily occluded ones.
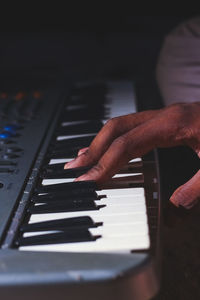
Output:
[0,14,198,92]
[1,13,200,299]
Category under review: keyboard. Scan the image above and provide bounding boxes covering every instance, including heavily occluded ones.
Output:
[0,81,161,300]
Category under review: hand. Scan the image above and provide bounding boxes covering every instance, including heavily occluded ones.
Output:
[64,102,200,209]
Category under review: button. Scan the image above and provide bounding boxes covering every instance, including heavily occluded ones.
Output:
[3,129,17,137]
[0,132,12,139]
[4,124,22,131]
[2,154,19,159]
[6,147,22,153]
[0,140,14,145]
[0,183,3,188]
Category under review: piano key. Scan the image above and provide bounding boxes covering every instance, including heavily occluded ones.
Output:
[28,201,104,214]
[32,192,100,204]
[29,211,148,225]
[104,81,137,119]
[112,173,142,178]
[97,187,145,197]
[19,234,150,252]
[61,109,105,122]
[56,133,96,141]
[53,135,95,149]
[88,222,148,236]
[20,216,102,232]
[35,180,97,194]
[42,178,75,185]
[49,158,73,164]
[30,202,146,215]
[57,120,103,135]
[29,204,147,226]
[23,221,148,239]
[17,229,99,246]
[49,148,80,159]
[41,165,91,179]
[41,173,143,186]
[48,157,142,165]
[95,195,145,206]
[62,120,93,126]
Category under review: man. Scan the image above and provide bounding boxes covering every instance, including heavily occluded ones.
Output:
[64,16,200,210]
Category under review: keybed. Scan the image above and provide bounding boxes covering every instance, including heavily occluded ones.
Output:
[10,81,158,255]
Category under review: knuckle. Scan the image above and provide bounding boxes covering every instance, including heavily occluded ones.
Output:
[92,163,106,174]
[169,103,188,118]
[112,135,127,149]
[105,117,120,130]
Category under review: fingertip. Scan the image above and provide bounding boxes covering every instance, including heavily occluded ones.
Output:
[64,159,76,169]
[75,175,90,182]
[169,196,179,208]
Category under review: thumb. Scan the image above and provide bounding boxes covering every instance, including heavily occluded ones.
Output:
[170,169,200,209]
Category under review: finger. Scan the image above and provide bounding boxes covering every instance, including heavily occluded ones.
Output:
[170,169,200,209]
[75,109,188,183]
[64,110,160,169]
[77,147,89,156]
[75,120,162,183]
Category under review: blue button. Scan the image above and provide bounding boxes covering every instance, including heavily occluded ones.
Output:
[0,132,12,139]
[4,124,20,131]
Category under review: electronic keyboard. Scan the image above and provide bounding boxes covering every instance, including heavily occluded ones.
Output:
[0,81,161,300]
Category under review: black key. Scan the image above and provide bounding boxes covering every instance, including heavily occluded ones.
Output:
[61,109,105,121]
[49,148,79,159]
[20,216,102,232]
[57,120,103,135]
[52,135,95,149]
[32,191,100,203]
[41,166,92,179]
[71,84,107,96]
[68,95,106,105]
[16,229,100,246]
[28,202,105,214]
[35,180,97,194]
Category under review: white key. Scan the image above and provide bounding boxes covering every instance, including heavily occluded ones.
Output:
[62,120,91,126]
[42,174,143,185]
[95,195,145,206]
[49,157,141,165]
[49,158,73,165]
[88,223,148,237]
[97,187,145,197]
[105,81,137,119]
[30,204,147,224]
[42,178,75,185]
[19,234,150,253]
[30,213,147,225]
[23,222,148,239]
[57,133,95,141]
[112,173,142,178]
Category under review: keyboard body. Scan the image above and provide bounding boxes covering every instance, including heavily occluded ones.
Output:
[0,81,161,300]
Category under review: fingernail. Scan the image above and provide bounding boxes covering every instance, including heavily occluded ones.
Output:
[78,147,88,156]
[75,175,90,182]
[170,196,179,207]
[64,160,76,169]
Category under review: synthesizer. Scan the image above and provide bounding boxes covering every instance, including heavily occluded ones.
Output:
[0,81,161,300]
